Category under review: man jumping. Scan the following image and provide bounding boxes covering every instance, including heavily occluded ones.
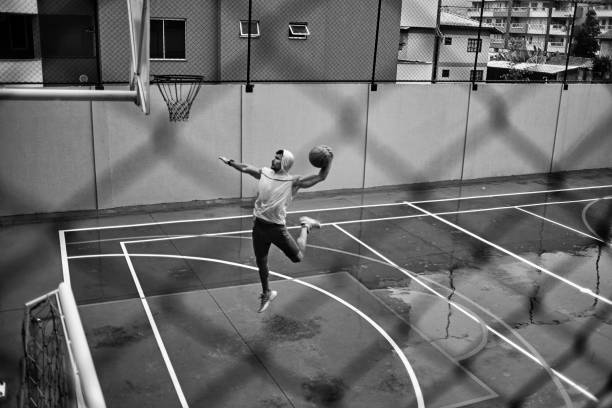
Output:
[219,149,333,312]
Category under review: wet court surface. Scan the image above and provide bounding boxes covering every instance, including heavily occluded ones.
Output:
[2,169,612,408]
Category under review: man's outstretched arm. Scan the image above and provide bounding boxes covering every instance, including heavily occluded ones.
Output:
[219,156,261,179]
[294,156,333,190]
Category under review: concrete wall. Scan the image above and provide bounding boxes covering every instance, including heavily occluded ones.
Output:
[91,84,242,209]
[365,83,468,187]
[552,83,612,171]
[0,100,97,215]
[241,84,368,197]
[1,82,612,217]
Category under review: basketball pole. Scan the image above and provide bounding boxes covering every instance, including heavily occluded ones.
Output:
[0,88,138,102]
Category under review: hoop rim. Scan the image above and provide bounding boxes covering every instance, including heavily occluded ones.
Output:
[152,74,205,84]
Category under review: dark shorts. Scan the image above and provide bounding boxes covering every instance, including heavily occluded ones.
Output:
[252,217,301,262]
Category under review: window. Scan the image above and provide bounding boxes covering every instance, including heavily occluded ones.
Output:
[39,15,95,58]
[444,37,452,45]
[239,20,260,38]
[470,69,483,81]
[288,22,309,39]
[151,18,186,59]
[467,38,482,52]
[441,69,450,78]
[0,13,35,59]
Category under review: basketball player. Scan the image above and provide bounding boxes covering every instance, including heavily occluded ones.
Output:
[219,149,333,312]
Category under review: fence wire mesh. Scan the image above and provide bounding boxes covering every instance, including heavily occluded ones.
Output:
[1,0,611,86]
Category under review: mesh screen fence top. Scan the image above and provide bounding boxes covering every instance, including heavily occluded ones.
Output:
[0,0,611,86]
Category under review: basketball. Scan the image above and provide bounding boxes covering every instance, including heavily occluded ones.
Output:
[309,145,333,168]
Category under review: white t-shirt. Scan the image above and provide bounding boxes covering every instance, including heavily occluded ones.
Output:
[253,167,296,225]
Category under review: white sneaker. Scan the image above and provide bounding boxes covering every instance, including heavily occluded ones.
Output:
[258,290,277,313]
[299,216,321,233]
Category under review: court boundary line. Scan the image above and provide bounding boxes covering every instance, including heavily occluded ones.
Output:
[119,250,426,408]
[65,196,611,247]
[60,184,612,233]
[119,242,190,408]
[58,189,612,404]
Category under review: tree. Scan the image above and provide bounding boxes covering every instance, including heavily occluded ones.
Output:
[572,8,600,58]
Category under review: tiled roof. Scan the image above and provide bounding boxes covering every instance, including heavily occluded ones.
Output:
[440,11,492,29]
[400,9,498,32]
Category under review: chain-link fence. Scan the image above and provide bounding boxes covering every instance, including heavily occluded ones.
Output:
[1,0,611,86]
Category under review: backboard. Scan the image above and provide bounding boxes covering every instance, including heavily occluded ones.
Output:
[127,0,150,115]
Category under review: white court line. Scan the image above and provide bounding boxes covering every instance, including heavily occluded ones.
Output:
[64,248,593,403]
[60,184,612,233]
[119,243,190,408]
[332,224,582,405]
[410,184,612,204]
[515,207,607,244]
[404,202,612,308]
[119,251,425,408]
[581,196,612,244]
[68,197,608,247]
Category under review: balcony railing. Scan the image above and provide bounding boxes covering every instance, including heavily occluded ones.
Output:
[530,7,549,18]
[466,8,494,18]
[550,24,568,35]
[594,8,612,17]
[510,23,527,33]
[527,24,546,34]
[493,8,509,17]
[511,7,529,17]
[552,7,574,18]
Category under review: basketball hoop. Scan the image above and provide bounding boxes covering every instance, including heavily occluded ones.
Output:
[153,74,204,122]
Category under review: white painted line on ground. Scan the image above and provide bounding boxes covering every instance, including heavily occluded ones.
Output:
[581,196,612,245]
[61,185,612,233]
[65,197,608,246]
[119,252,425,408]
[404,201,612,307]
[66,246,592,403]
[515,207,606,243]
[410,184,612,204]
[120,243,190,408]
[332,224,582,405]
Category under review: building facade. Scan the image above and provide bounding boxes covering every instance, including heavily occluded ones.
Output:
[1,0,402,85]
[399,10,495,81]
[466,1,579,54]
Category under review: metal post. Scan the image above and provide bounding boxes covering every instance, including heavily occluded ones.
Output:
[563,1,578,90]
[246,0,254,92]
[93,0,104,89]
[370,0,383,91]
[431,0,443,83]
[472,0,485,90]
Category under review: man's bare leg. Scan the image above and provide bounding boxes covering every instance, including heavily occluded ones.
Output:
[297,216,321,256]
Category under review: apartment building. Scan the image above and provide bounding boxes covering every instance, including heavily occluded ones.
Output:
[1,0,402,85]
[398,10,495,81]
[466,1,579,54]
[592,3,612,33]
